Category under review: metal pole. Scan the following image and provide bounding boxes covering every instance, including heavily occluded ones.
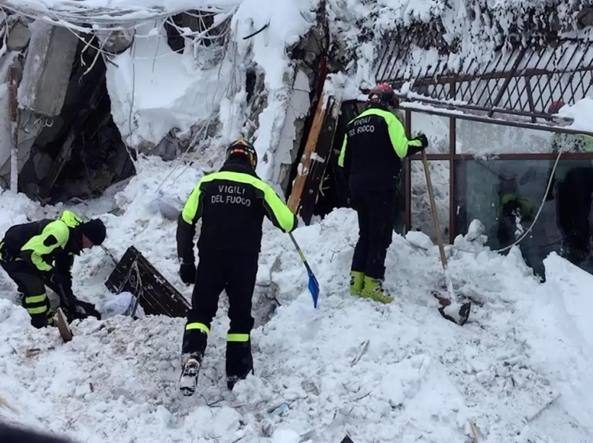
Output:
[8,62,20,193]
[421,150,448,269]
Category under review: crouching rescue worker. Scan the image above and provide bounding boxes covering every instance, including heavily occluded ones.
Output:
[176,138,297,395]
[338,83,428,304]
[0,210,105,328]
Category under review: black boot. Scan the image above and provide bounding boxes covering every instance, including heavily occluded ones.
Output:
[226,341,253,390]
[180,327,208,396]
[179,352,203,396]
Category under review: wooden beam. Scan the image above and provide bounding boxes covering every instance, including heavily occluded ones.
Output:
[287,82,330,214]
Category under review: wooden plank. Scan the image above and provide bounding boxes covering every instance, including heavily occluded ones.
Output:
[297,97,340,223]
[288,80,330,214]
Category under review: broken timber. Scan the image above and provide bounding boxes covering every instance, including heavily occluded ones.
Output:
[288,80,340,223]
[105,246,190,317]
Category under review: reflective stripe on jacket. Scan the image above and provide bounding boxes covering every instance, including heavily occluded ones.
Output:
[338,106,422,190]
[177,160,297,262]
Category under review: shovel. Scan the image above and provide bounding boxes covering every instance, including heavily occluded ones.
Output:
[421,150,471,325]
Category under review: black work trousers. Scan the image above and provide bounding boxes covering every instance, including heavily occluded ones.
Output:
[182,249,258,380]
[0,259,49,328]
[350,188,397,280]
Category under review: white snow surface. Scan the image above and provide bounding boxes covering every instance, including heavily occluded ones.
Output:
[100,0,315,183]
[2,0,593,441]
[558,98,593,133]
[1,157,593,442]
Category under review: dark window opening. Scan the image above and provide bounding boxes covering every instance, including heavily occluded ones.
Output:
[455,156,593,277]
[18,36,135,203]
[164,10,227,53]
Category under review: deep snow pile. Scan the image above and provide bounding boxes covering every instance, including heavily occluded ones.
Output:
[1,157,593,442]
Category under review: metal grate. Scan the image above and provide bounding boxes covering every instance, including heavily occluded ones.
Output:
[376,32,593,124]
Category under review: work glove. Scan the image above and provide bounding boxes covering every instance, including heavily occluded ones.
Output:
[49,273,76,307]
[74,300,102,320]
[179,262,196,285]
[414,133,429,149]
[0,242,12,262]
[62,299,102,322]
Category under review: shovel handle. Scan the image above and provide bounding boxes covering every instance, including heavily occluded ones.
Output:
[421,150,448,270]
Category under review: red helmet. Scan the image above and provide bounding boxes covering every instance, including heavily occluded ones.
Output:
[368,83,397,106]
[547,100,565,114]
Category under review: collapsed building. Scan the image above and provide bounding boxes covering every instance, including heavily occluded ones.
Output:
[1,0,593,277]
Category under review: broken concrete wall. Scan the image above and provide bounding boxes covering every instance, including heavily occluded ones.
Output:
[274,69,310,190]
[0,15,134,201]
[1,19,79,189]
[17,20,78,117]
[0,53,18,187]
[17,36,135,201]
[0,14,35,189]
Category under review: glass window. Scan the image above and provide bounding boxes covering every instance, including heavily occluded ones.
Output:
[454,158,593,276]
[411,160,449,241]
[411,112,449,154]
[456,120,556,154]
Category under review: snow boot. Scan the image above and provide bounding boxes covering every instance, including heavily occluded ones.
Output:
[226,340,253,390]
[360,276,393,304]
[350,271,365,297]
[179,353,202,396]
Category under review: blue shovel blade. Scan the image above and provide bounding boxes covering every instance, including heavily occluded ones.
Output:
[308,272,320,308]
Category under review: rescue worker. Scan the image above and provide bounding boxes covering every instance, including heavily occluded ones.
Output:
[176,138,297,395]
[496,177,536,247]
[0,210,105,328]
[338,83,428,303]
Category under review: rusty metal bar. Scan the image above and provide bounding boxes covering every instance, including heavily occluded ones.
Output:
[556,42,591,102]
[526,77,537,123]
[581,72,593,98]
[533,45,571,110]
[448,115,456,243]
[469,55,503,105]
[377,36,593,122]
[397,101,593,136]
[451,152,593,160]
[545,43,581,107]
[384,31,413,81]
[404,64,593,89]
[398,93,568,121]
[375,33,395,80]
[457,58,476,100]
[489,48,527,112]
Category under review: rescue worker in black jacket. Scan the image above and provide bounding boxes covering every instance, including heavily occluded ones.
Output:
[0,210,105,328]
[176,138,297,395]
[338,83,427,303]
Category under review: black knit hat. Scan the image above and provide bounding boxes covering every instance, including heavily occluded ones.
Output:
[80,219,106,245]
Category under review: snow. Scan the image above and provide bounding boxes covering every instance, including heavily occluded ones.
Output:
[105,21,231,148]
[558,98,593,134]
[1,160,593,441]
[2,0,593,441]
[101,0,316,183]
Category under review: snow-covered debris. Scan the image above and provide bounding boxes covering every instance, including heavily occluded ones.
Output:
[1,158,593,441]
[2,0,593,442]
